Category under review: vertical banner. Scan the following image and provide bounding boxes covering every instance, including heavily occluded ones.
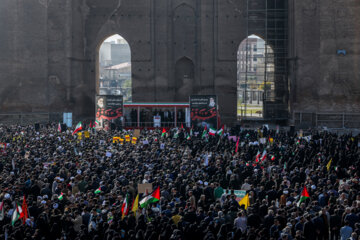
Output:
[190,95,218,129]
[95,95,123,130]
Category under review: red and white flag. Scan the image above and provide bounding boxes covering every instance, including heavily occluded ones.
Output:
[72,122,83,136]
[121,194,130,219]
[255,151,261,162]
[261,150,267,162]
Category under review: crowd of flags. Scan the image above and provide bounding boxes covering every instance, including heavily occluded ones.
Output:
[2,185,312,223]
[49,123,321,213]
[0,195,30,226]
[92,186,161,219]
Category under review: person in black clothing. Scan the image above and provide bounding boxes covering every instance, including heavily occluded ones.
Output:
[1,124,360,240]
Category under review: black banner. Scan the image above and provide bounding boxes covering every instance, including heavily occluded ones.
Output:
[190,95,218,128]
[96,95,123,130]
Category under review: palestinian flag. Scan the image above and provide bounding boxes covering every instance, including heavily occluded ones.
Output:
[72,122,83,136]
[161,128,166,137]
[140,187,160,208]
[261,150,267,162]
[0,201,4,221]
[255,151,261,162]
[209,128,216,136]
[94,187,102,194]
[88,121,95,131]
[57,122,61,133]
[11,203,22,226]
[121,194,130,219]
[217,126,224,136]
[20,195,29,224]
[58,192,64,200]
[297,186,310,207]
[201,126,208,139]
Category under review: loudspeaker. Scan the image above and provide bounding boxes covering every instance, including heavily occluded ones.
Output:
[289,126,295,136]
[34,123,40,131]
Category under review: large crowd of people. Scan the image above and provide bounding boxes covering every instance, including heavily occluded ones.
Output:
[0,123,360,240]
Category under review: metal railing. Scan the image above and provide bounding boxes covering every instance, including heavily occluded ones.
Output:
[124,122,187,128]
[294,112,360,129]
[0,112,63,125]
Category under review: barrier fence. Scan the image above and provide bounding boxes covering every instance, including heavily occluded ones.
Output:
[294,112,360,129]
[0,112,63,125]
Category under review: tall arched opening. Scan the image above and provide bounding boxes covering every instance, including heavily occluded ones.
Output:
[237,35,274,118]
[98,34,132,102]
[174,57,195,102]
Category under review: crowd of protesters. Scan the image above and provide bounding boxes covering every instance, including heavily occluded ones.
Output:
[1,123,360,240]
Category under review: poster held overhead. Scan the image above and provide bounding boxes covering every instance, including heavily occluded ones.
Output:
[190,95,218,129]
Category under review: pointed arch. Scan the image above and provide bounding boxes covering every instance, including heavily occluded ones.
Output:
[97,34,132,102]
[237,35,274,118]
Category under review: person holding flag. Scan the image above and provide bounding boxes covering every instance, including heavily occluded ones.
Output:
[217,125,224,136]
[161,128,166,138]
[297,186,310,207]
[131,194,139,217]
[238,193,250,210]
[11,203,22,226]
[201,125,208,139]
[121,194,130,219]
[326,158,332,172]
[140,187,160,209]
[20,195,29,224]
[72,122,83,136]
[260,149,267,162]
[208,127,217,136]
[235,137,240,154]
[255,150,261,162]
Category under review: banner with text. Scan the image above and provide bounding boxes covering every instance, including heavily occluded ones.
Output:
[190,95,218,129]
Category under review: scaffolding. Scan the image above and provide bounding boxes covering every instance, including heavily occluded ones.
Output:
[238,0,288,120]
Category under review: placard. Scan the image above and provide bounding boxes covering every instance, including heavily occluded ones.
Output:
[234,190,247,201]
[190,95,218,129]
[113,137,121,143]
[138,183,153,194]
[133,129,141,138]
[84,131,90,138]
[95,95,123,130]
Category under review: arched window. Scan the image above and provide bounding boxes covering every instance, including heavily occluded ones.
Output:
[98,34,132,102]
[237,35,274,118]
